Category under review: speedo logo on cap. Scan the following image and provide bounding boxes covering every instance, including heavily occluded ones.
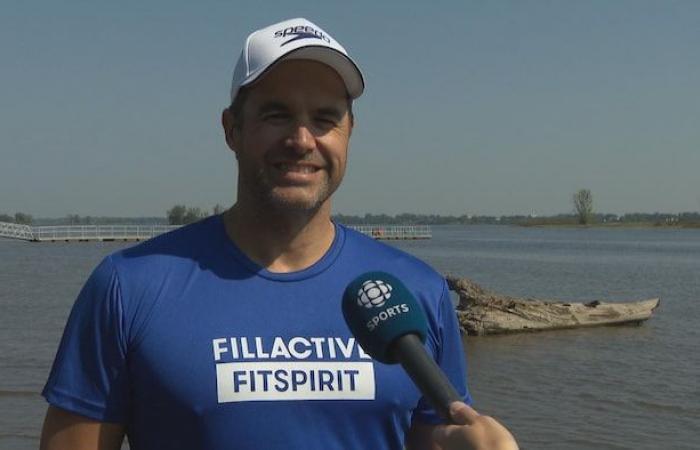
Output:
[274,25,331,46]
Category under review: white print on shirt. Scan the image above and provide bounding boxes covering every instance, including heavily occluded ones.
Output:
[211,336,375,402]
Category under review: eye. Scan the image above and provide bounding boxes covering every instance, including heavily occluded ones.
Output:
[315,115,338,127]
[262,111,290,123]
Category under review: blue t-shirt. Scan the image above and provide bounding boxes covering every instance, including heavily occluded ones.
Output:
[43,215,470,450]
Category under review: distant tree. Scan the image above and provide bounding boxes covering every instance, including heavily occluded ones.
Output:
[572,189,594,225]
[0,213,13,222]
[183,207,205,224]
[66,214,81,225]
[15,212,33,225]
[167,205,187,225]
[212,204,225,215]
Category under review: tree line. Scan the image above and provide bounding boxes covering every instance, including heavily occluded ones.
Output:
[0,212,34,225]
[166,204,225,225]
[570,189,700,226]
[0,205,226,226]
[0,213,166,226]
[333,211,700,226]
[334,189,699,227]
[3,191,699,227]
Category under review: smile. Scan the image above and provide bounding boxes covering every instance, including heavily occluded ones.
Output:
[274,163,320,174]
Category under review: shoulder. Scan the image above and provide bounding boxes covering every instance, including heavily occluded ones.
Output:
[81,216,226,346]
[108,215,221,275]
[337,224,454,358]
[340,224,443,281]
[97,215,223,308]
[119,215,220,257]
[338,224,447,306]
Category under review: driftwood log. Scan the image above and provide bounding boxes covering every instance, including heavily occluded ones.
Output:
[445,276,660,336]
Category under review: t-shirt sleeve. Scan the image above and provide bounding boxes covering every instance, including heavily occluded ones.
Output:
[411,279,472,425]
[42,255,131,423]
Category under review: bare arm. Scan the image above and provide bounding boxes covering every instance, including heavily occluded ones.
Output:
[40,406,125,450]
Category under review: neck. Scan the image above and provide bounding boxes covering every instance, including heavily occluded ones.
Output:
[222,200,336,273]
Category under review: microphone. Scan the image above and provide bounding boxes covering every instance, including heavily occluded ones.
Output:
[342,271,462,422]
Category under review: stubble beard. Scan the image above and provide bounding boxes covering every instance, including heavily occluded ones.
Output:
[238,164,340,214]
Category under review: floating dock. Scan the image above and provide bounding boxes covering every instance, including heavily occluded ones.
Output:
[0,222,431,242]
[349,225,431,240]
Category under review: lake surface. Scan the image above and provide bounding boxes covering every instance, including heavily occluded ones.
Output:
[1,225,699,449]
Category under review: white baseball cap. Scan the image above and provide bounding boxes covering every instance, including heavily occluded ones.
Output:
[229,18,365,104]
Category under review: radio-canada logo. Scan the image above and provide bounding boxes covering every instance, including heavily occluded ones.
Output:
[357,279,393,308]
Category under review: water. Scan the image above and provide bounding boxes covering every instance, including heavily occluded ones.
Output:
[392,226,700,449]
[1,225,699,449]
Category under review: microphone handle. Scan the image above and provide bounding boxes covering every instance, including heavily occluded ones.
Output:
[390,333,462,423]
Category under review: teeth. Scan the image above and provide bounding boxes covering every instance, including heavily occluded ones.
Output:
[278,164,317,173]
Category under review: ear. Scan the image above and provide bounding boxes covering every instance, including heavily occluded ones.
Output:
[221,108,241,153]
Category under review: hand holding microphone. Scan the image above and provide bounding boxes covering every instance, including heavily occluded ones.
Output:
[433,402,519,450]
[342,272,518,450]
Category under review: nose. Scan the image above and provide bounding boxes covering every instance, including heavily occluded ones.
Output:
[285,121,316,154]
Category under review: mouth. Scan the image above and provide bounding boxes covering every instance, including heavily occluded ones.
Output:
[273,163,321,174]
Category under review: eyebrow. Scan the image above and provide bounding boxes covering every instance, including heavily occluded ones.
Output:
[316,107,344,121]
[257,102,289,115]
[256,101,345,119]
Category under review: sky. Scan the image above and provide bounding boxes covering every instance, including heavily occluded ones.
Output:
[2,0,699,217]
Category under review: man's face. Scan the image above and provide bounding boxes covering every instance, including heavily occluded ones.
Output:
[224,59,353,213]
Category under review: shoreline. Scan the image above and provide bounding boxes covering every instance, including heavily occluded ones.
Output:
[518,222,700,229]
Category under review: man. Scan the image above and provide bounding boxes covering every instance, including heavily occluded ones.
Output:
[40,18,517,450]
